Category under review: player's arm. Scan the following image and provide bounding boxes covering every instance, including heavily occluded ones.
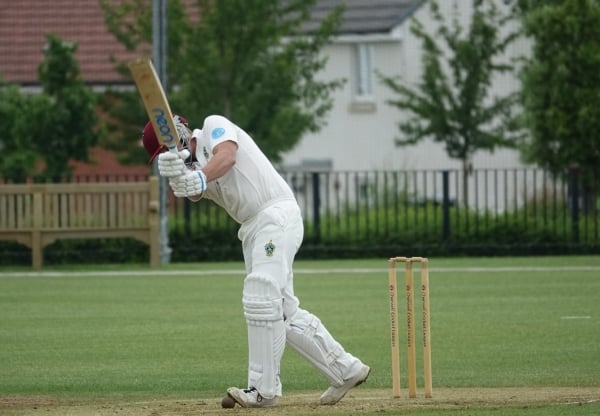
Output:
[165,115,238,200]
[200,140,238,182]
[166,139,238,201]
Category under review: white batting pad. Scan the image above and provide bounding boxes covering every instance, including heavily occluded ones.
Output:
[285,308,363,387]
[243,273,284,398]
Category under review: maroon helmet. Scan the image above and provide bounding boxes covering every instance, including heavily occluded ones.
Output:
[141,115,188,164]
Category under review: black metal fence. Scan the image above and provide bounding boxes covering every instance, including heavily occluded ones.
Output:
[170,166,600,259]
[2,167,598,264]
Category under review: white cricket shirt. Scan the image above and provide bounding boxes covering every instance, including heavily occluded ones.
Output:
[191,115,295,224]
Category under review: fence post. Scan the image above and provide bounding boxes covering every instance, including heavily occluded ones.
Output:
[148,176,160,267]
[442,170,451,241]
[312,172,321,243]
[32,187,43,269]
[569,165,580,243]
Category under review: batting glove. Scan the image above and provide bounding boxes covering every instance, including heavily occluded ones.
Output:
[168,175,187,197]
[157,149,190,177]
[182,169,207,196]
[169,170,207,198]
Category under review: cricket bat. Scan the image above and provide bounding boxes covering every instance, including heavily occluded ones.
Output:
[128,57,180,154]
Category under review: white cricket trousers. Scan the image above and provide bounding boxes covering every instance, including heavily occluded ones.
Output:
[238,199,364,398]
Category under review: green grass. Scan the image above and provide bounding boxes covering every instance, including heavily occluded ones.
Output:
[1,256,599,415]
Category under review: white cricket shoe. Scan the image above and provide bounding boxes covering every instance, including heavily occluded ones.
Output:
[320,364,371,405]
[226,387,278,408]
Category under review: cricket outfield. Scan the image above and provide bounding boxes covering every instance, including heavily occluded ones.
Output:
[1,257,599,415]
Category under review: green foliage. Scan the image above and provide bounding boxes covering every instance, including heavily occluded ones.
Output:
[518,0,600,177]
[96,89,150,165]
[98,0,190,165]
[178,0,345,162]
[169,199,241,262]
[305,199,597,251]
[99,0,345,163]
[516,0,567,13]
[33,34,102,181]
[2,191,598,266]
[0,239,149,267]
[46,238,149,264]
[161,189,599,261]
[0,83,39,182]
[380,0,523,170]
[0,35,101,183]
[100,0,152,53]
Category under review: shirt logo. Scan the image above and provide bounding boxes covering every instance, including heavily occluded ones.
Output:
[264,240,275,257]
[211,127,225,139]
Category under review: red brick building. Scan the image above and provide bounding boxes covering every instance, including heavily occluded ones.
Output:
[0,0,142,84]
[0,0,152,179]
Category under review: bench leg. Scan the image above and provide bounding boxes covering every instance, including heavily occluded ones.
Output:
[32,231,42,269]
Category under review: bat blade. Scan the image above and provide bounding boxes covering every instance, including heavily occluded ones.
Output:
[128,57,180,153]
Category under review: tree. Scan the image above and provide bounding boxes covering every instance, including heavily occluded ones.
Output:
[100,0,344,163]
[0,83,39,182]
[98,0,190,165]
[517,0,600,183]
[0,35,101,183]
[379,0,522,202]
[516,0,565,13]
[33,34,102,181]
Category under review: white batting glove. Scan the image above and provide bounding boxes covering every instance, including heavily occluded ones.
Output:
[168,175,187,198]
[182,170,207,196]
[169,170,207,198]
[157,149,190,177]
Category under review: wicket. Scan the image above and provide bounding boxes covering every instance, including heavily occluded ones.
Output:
[388,256,432,398]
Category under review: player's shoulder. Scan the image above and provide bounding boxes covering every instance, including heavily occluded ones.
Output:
[201,115,238,142]
[202,114,233,129]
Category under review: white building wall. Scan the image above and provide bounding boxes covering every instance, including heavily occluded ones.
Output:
[281,0,530,173]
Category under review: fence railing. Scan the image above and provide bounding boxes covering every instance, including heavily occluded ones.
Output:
[170,167,599,257]
[1,167,598,264]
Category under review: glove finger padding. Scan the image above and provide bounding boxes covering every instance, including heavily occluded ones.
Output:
[183,170,207,196]
[178,149,190,160]
[168,176,187,198]
[158,152,186,177]
[168,170,207,198]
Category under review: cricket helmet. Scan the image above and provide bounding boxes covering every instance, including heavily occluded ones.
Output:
[141,115,188,164]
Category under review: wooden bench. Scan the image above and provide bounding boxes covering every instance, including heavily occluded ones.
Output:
[0,177,160,268]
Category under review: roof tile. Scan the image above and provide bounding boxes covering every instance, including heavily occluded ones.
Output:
[0,0,142,84]
[1,0,421,85]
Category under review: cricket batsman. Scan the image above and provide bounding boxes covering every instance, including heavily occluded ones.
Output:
[141,114,370,407]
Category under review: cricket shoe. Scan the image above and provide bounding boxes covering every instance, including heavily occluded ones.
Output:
[226,387,278,408]
[320,364,371,405]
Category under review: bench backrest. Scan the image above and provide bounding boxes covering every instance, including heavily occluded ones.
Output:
[0,178,159,268]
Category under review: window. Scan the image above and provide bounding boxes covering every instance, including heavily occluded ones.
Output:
[355,43,373,97]
[350,43,376,113]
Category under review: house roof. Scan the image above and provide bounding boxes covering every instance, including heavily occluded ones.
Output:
[0,0,422,86]
[0,0,145,85]
[303,0,423,34]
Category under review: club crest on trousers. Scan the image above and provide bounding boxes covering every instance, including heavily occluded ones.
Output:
[264,240,275,257]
